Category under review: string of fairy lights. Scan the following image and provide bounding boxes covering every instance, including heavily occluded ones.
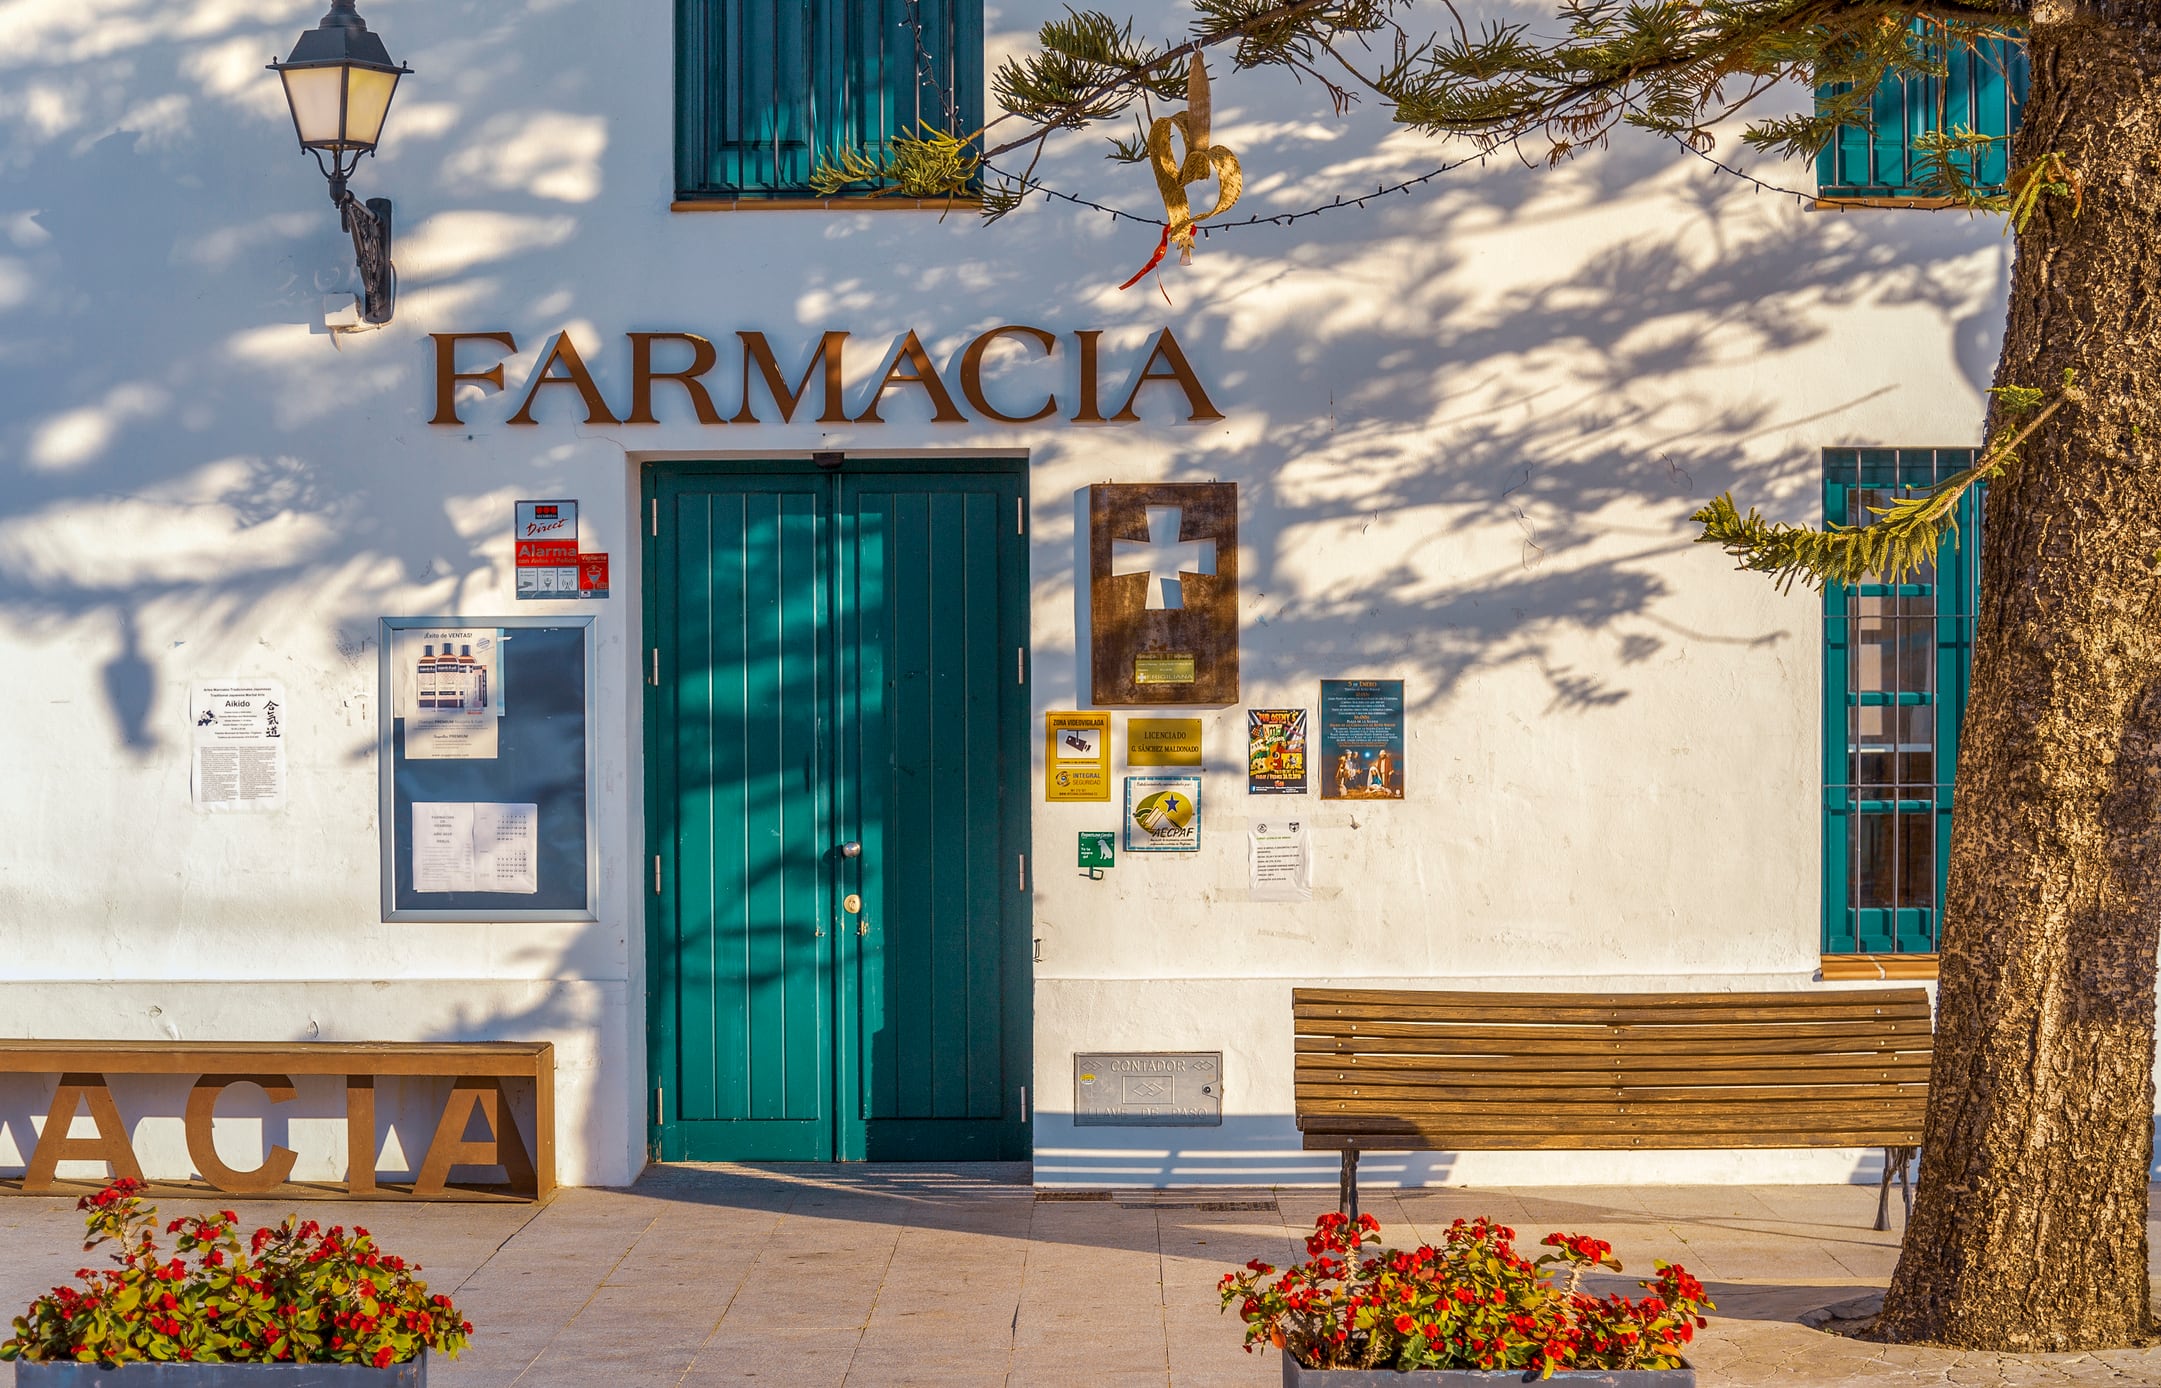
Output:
[980,123,1826,239]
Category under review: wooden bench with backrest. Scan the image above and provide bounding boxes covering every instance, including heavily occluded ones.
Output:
[1293,988,1930,1230]
[0,1040,553,1201]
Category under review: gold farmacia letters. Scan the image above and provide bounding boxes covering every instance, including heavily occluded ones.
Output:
[429,326,1224,428]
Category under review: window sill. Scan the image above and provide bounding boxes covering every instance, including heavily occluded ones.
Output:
[1813,195,1984,211]
[1821,953,1939,980]
[671,195,984,213]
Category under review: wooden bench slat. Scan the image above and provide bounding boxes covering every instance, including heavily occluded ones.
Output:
[1300,1098,1926,1121]
[1293,987,1930,1009]
[1302,1110,1924,1134]
[1294,1040,1930,1068]
[1296,1124,1927,1141]
[1293,1000,1933,1022]
[1294,1080,1930,1103]
[1288,1031,1929,1058]
[1300,1020,1931,1044]
[1296,1003,1930,1027]
[1292,1049,1927,1076]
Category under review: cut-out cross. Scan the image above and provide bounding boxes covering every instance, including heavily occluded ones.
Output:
[1112,505,1216,610]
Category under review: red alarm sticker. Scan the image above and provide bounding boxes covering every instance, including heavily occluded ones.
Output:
[578,552,610,599]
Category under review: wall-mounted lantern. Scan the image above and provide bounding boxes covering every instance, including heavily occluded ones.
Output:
[269,1,411,326]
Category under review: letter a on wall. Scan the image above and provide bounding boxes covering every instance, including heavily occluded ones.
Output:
[1089,482,1238,705]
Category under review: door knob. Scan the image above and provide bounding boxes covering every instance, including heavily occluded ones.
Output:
[839,841,862,858]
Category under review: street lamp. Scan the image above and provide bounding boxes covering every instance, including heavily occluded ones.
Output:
[269,1,411,326]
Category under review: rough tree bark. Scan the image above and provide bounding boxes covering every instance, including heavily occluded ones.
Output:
[1876,5,2161,1350]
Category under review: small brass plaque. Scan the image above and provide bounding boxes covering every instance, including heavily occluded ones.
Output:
[1134,653,1197,685]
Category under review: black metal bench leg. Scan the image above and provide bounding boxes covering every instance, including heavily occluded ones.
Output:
[1876,1146,1916,1232]
[1339,1149,1359,1224]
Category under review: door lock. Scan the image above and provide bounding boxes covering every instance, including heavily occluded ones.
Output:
[843,893,862,914]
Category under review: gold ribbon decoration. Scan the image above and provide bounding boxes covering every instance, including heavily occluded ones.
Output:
[1119,54,1244,290]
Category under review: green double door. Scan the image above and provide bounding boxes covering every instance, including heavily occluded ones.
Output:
[645,459,1032,1162]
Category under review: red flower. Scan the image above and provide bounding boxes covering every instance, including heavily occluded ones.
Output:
[1393,1314,1417,1335]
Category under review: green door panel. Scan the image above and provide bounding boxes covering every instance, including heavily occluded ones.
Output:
[840,475,1030,1160]
[651,474,833,1161]
[647,459,1030,1163]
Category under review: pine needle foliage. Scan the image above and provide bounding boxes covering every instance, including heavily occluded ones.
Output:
[1692,373,2077,592]
[808,124,982,199]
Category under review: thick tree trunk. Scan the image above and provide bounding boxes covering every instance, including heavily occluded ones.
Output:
[1875,7,2161,1351]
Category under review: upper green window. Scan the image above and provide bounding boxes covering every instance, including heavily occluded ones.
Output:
[675,0,983,202]
[1821,449,1981,958]
[1816,32,2027,201]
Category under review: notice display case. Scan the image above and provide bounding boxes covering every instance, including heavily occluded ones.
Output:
[377,616,597,921]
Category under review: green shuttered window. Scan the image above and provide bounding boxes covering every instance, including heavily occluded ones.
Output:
[1816,32,2027,201]
[675,0,983,200]
[1822,449,1981,957]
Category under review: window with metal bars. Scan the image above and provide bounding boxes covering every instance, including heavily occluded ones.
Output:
[1815,28,2027,201]
[674,0,982,202]
[1822,448,1981,957]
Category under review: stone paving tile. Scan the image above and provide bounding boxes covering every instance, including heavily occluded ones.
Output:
[11,1174,2161,1386]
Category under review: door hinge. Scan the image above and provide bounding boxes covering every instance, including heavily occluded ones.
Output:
[655,1087,664,1125]
[1016,647,1025,685]
[651,497,659,536]
[1018,853,1027,891]
[653,854,662,894]
[1020,1085,1029,1122]
[650,648,659,685]
[1016,496,1024,535]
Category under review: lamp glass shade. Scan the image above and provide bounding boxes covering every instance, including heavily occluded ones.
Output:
[278,62,402,152]
[341,65,401,148]
[280,65,350,148]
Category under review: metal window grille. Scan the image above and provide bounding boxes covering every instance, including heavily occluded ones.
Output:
[1816,28,2028,199]
[675,0,983,200]
[1822,448,1982,956]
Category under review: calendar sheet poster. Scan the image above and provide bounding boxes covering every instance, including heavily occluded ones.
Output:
[410,802,538,894]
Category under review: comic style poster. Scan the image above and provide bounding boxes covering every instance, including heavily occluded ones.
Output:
[1246,708,1308,795]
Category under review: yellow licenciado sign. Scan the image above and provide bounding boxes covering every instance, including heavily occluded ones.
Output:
[1128,717,1202,766]
[1045,711,1112,801]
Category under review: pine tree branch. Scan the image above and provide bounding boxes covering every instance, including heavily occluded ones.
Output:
[983,0,1349,159]
[1693,396,2063,592]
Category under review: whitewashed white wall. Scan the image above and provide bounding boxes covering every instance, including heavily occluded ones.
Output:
[0,0,2012,1188]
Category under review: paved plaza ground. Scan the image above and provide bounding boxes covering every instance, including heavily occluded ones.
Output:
[5,1166,2160,1385]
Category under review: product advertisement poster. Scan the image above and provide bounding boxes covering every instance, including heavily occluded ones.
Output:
[391,628,504,760]
[1320,679,1405,800]
[189,680,287,813]
[1124,775,1202,853]
[1246,708,1308,794]
[1045,711,1111,801]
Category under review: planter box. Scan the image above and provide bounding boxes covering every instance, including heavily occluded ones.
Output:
[12,1355,424,1387]
[1282,1356,1693,1386]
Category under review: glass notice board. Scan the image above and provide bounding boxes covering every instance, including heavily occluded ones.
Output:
[378,616,597,921]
